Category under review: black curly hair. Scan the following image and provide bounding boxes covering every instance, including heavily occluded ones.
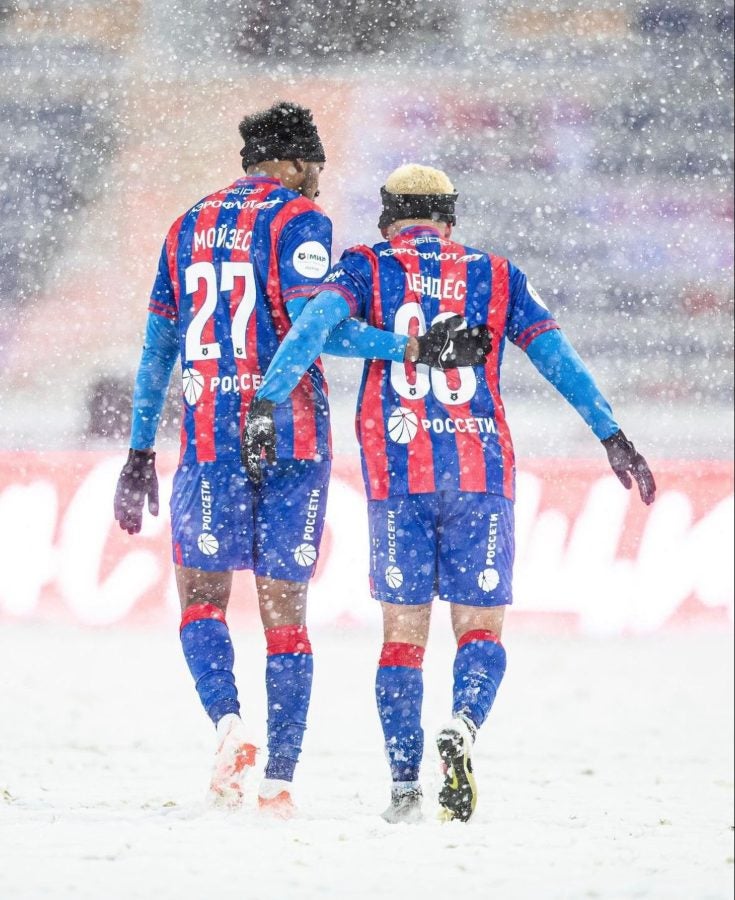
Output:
[238,101,325,171]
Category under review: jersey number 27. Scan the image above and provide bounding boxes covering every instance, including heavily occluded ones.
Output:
[184,261,256,361]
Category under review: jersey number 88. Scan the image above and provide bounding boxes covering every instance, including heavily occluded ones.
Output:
[390,303,478,406]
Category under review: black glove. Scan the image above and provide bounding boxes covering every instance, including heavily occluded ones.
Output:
[601,430,656,506]
[114,449,159,534]
[415,315,492,369]
[241,398,276,485]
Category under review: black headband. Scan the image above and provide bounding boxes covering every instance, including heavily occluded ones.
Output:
[378,186,458,229]
[240,133,326,169]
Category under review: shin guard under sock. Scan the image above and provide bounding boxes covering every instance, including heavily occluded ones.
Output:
[180,603,240,725]
[264,625,313,782]
[452,629,507,731]
[375,642,425,783]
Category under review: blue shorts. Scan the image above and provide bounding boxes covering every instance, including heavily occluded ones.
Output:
[367,492,514,607]
[170,457,331,582]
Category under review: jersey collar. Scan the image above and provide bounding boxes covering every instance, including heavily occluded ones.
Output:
[237,175,282,186]
[396,225,443,239]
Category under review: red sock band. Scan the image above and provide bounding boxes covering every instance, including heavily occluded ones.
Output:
[179,602,226,632]
[457,629,500,649]
[265,625,312,656]
[379,642,425,669]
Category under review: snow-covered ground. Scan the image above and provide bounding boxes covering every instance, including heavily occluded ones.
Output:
[1,619,732,900]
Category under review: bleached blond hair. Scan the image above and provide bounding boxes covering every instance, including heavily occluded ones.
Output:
[384,163,455,195]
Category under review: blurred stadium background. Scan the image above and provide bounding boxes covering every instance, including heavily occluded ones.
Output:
[0,0,732,459]
[0,14,731,896]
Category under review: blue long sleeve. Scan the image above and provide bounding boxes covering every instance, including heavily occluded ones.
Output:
[324,318,408,361]
[257,291,352,403]
[525,328,619,440]
[286,295,408,362]
[130,312,179,449]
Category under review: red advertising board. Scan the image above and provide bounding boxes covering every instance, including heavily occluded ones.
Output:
[0,453,731,634]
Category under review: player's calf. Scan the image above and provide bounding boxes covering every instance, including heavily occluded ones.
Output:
[452,628,506,729]
[263,624,314,784]
[179,600,241,724]
[375,641,426,783]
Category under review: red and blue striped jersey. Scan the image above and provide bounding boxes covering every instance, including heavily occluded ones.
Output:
[149,176,332,465]
[316,226,559,501]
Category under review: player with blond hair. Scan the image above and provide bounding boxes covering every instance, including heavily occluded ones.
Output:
[243,163,655,823]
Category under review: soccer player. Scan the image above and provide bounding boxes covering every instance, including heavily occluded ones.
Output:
[113,110,489,816]
[242,163,656,823]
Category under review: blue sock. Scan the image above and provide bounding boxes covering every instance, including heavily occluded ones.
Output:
[264,625,313,782]
[180,603,240,725]
[375,642,425,783]
[452,629,507,730]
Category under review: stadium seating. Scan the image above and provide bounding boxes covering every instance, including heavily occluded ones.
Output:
[0,0,731,449]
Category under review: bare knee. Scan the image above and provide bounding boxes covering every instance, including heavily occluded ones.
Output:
[256,577,308,629]
[175,565,232,614]
[381,602,432,647]
[450,604,506,643]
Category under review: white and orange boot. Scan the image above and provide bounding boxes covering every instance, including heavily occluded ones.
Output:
[257,778,296,819]
[208,714,257,809]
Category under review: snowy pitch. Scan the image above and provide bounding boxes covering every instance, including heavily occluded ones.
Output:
[1,620,732,899]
